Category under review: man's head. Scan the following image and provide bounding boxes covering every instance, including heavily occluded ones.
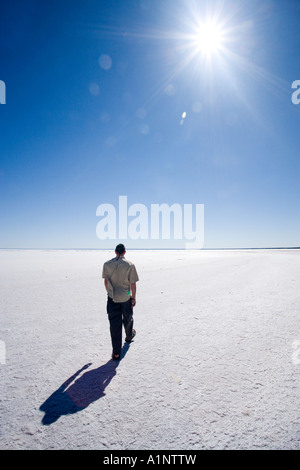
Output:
[115,243,126,256]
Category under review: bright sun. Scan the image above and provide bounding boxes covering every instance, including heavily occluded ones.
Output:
[194,21,224,57]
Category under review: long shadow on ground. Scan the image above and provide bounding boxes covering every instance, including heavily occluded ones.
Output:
[40,343,130,425]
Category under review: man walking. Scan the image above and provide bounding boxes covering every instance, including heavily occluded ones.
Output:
[102,244,139,360]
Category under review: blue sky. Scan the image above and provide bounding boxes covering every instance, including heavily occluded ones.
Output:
[0,0,300,249]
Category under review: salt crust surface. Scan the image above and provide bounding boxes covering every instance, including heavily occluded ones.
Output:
[0,249,299,450]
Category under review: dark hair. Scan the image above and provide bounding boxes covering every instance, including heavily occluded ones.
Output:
[115,243,126,255]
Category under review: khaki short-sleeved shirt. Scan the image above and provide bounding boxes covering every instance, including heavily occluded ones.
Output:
[102,256,139,303]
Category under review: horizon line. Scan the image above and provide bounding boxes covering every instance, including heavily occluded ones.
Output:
[0,246,300,251]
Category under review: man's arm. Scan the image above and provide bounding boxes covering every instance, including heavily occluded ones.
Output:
[102,262,108,294]
[131,282,136,306]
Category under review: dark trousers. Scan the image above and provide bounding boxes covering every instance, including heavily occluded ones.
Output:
[107,296,134,355]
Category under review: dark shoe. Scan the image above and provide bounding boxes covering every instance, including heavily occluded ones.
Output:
[125,329,136,343]
[112,353,121,360]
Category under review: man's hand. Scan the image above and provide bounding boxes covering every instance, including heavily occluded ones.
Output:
[130,282,136,307]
